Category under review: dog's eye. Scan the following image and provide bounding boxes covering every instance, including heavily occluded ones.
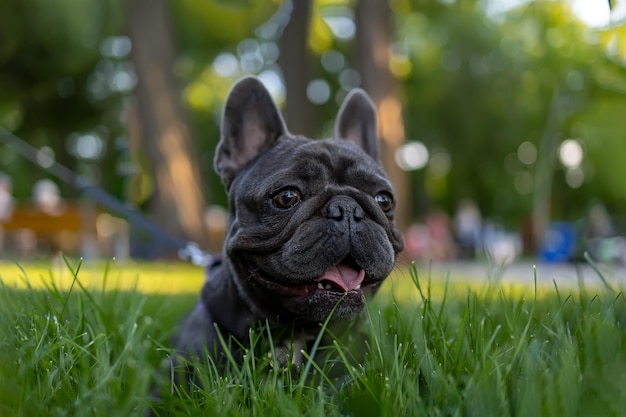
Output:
[375,193,394,213]
[272,189,302,209]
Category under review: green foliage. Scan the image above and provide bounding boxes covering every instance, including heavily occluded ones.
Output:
[575,97,626,206]
[169,0,280,55]
[0,0,625,227]
[397,1,626,222]
[2,262,626,416]
[0,0,127,199]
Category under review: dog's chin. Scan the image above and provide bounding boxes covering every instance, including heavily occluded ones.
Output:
[250,269,381,322]
[288,289,367,322]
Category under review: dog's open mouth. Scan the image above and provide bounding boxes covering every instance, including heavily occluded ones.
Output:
[314,263,365,292]
[252,258,369,298]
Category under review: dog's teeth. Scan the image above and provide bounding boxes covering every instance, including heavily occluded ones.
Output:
[354,284,361,290]
[317,283,325,289]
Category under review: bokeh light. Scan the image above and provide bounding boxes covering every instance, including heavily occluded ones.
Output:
[559,139,583,169]
[321,50,345,73]
[338,68,361,90]
[322,12,355,41]
[565,167,585,188]
[517,141,537,165]
[258,69,286,103]
[212,53,239,77]
[396,141,429,171]
[100,36,132,59]
[427,148,451,177]
[307,78,331,105]
[76,134,106,160]
[36,146,55,169]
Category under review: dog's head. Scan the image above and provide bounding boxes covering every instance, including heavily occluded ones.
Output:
[214,77,404,323]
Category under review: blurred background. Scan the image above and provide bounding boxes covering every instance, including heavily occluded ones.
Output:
[0,0,625,266]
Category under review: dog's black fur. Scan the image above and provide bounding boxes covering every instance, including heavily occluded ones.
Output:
[155,77,404,399]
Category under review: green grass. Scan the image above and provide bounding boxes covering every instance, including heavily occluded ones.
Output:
[1,259,626,416]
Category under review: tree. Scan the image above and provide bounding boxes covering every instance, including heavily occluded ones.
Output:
[355,0,408,230]
[126,0,209,253]
[279,0,319,137]
[0,0,126,199]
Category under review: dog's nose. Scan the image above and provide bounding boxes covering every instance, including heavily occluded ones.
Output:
[324,196,365,222]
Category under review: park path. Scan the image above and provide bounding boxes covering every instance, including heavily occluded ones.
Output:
[410,260,626,289]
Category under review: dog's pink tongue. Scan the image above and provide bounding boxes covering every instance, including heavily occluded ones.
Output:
[317,265,365,292]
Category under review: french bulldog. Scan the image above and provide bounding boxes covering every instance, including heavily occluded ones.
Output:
[173,76,404,371]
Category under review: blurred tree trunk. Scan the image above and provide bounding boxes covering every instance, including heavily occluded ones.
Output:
[355,0,408,230]
[532,87,570,251]
[126,0,209,255]
[278,0,318,137]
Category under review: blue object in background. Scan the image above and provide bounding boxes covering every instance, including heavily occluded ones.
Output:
[540,222,576,262]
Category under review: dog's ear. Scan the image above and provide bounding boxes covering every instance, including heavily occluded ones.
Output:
[215,76,287,189]
[334,89,379,162]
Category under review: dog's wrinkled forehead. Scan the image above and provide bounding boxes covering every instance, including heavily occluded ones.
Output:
[233,136,391,196]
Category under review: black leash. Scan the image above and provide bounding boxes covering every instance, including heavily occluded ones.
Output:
[0,127,212,266]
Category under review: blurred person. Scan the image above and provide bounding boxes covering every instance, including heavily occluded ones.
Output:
[32,179,65,215]
[406,211,457,262]
[0,172,15,220]
[425,210,457,261]
[96,213,129,260]
[453,199,482,259]
[13,179,70,257]
[587,203,615,239]
[483,221,522,265]
[0,172,16,253]
[14,229,38,259]
[586,203,625,263]
[404,223,430,262]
